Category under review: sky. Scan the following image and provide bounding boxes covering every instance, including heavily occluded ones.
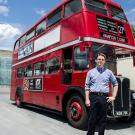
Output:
[0,0,135,51]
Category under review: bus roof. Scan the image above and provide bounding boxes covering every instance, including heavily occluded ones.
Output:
[16,0,122,41]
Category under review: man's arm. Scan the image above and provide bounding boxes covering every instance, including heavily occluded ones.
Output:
[107,85,118,103]
[107,71,118,102]
[85,71,91,107]
[112,85,118,99]
[85,90,90,107]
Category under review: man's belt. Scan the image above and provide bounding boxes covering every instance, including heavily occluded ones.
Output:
[91,92,108,96]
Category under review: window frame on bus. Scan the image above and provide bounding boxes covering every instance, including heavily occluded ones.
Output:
[84,0,108,16]
[20,35,26,47]
[74,46,90,71]
[45,57,60,74]
[34,61,45,76]
[36,20,46,36]
[26,28,35,41]
[17,67,25,78]
[47,6,62,28]
[25,64,33,77]
[64,0,82,18]
[14,40,20,50]
[108,4,127,22]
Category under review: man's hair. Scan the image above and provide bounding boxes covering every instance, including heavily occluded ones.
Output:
[96,53,106,60]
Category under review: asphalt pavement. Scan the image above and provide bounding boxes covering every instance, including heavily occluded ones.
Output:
[0,86,135,135]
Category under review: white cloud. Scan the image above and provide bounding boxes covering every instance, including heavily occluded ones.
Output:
[0,5,9,16]
[0,23,22,50]
[0,0,7,4]
[35,8,47,16]
[126,8,135,27]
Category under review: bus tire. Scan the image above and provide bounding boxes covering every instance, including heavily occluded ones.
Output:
[66,94,88,129]
[15,89,23,108]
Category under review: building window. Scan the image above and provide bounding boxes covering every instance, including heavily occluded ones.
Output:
[17,68,24,78]
[47,7,62,28]
[74,47,89,70]
[36,20,46,36]
[34,61,44,76]
[64,0,82,17]
[25,65,32,77]
[46,57,60,74]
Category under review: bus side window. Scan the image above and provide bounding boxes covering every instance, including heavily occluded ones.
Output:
[64,0,82,18]
[46,57,60,74]
[36,20,46,36]
[74,47,89,70]
[47,7,62,28]
[26,29,35,41]
[17,67,24,78]
[84,0,107,16]
[34,61,44,76]
[25,65,33,77]
[20,35,26,47]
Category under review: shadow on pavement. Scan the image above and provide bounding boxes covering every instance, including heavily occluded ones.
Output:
[12,103,135,131]
[12,103,67,123]
[106,118,135,130]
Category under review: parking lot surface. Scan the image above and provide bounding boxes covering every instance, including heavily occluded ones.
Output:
[0,86,135,135]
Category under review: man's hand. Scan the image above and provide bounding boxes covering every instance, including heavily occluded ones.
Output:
[85,99,90,107]
[106,96,115,103]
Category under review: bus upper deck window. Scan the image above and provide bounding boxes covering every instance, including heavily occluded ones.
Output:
[64,0,82,17]
[84,0,107,16]
[20,35,26,46]
[36,20,46,36]
[47,7,62,28]
[26,29,35,41]
[108,5,127,22]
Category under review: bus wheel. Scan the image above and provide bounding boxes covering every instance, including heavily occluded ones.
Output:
[15,95,22,108]
[66,94,88,129]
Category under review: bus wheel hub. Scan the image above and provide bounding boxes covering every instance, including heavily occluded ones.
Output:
[70,102,82,120]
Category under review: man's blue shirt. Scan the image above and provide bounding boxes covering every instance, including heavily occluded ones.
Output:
[85,67,118,93]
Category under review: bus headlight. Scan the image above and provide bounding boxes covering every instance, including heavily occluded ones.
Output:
[132,93,135,99]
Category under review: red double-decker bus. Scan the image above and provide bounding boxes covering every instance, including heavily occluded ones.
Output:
[10,0,135,129]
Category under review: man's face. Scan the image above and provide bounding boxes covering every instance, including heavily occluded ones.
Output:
[95,55,106,67]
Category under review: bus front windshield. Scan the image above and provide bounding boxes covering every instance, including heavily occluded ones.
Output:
[92,43,117,74]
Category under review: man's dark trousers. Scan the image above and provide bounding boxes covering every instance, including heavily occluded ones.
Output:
[86,93,108,135]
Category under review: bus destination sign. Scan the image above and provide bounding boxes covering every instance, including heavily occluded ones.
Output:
[97,17,127,43]
[100,32,127,43]
[97,17,118,34]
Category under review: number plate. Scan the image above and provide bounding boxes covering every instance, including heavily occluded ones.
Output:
[114,111,129,116]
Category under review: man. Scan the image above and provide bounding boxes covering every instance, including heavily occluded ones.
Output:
[85,53,118,135]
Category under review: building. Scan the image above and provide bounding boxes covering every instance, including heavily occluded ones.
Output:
[0,50,12,86]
